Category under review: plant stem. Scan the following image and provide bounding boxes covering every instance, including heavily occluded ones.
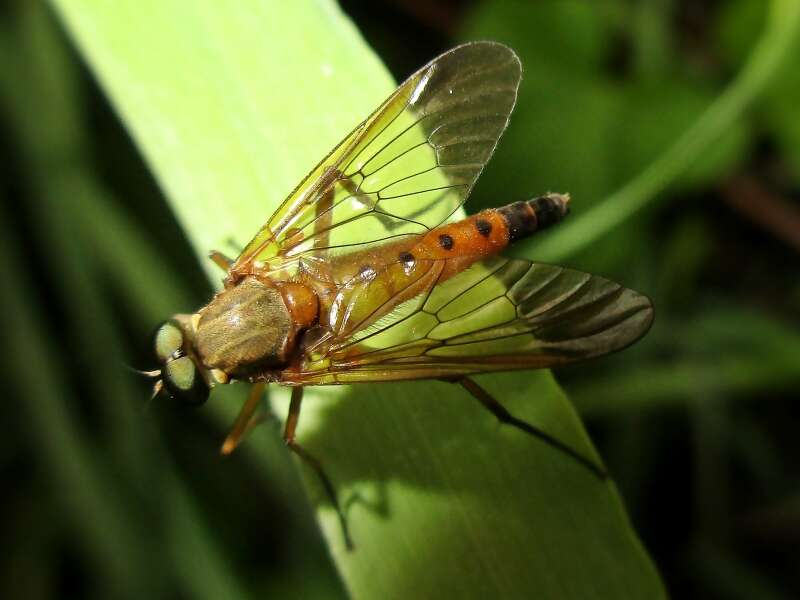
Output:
[534,0,800,262]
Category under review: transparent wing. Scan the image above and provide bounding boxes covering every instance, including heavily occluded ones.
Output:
[230,42,521,277]
[290,257,654,384]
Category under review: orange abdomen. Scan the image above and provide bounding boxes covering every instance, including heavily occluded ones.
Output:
[408,193,570,276]
[315,194,571,337]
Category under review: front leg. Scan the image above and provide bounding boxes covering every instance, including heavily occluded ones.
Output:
[209,250,234,272]
[221,382,266,455]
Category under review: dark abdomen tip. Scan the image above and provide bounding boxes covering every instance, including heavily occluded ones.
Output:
[531,193,570,228]
[498,193,570,242]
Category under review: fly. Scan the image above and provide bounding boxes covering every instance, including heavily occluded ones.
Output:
[146,42,653,549]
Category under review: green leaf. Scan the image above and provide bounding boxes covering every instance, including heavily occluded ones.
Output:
[1,5,252,598]
[716,0,800,181]
[51,1,664,597]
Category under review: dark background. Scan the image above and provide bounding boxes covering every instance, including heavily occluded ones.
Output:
[2,0,799,598]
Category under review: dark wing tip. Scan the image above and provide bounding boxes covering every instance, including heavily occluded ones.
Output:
[576,286,654,359]
[525,272,655,361]
[426,41,521,85]
[606,288,654,353]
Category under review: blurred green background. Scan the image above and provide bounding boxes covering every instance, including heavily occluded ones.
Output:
[2,0,799,598]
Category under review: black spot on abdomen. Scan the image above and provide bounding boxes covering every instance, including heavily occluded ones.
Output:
[475,219,492,237]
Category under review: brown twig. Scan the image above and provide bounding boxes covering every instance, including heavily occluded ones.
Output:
[721,175,800,252]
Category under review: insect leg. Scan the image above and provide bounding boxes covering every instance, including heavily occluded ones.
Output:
[312,171,336,252]
[457,377,608,480]
[306,170,381,285]
[221,382,266,455]
[337,175,400,231]
[209,250,234,272]
[284,386,353,549]
[310,169,382,254]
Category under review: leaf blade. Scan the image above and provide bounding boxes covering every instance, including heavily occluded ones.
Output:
[50,1,666,597]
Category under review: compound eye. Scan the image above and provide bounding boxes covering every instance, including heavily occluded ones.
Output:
[163,356,209,406]
[154,320,184,363]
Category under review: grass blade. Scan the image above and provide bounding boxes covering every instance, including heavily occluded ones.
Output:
[50,1,666,597]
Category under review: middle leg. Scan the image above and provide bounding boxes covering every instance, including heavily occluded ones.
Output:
[284,386,353,549]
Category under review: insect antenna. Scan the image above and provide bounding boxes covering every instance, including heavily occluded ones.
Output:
[123,363,164,411]
[123,363,162,379]
[143,379,164,413]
